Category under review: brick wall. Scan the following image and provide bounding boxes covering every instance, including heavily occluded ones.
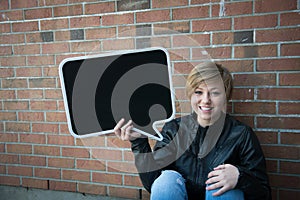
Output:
[0,0,299,199]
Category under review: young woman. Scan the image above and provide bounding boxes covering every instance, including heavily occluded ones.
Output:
[114,62,271,200]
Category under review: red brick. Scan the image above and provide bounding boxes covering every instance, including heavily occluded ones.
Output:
[0,164,6,173]
[43,66,59,77]
[262,145,299,160]
[102,13,134,26]
[46,112,67,123]
[62,169,90,181]
[93,172,122,185]
[281,132,300,145]
[0,0,9,10]
[20,155,46,166]
[34,145,60,156]
[42,43,70,54]
[257,28,300,42]
[25,8,52,20]
[257,58,300,71]
[19,111,44,121]
[255,131,277,144]
[70,16,100,28]
[173,34,210,47]
[7,144,32,154]
[2,79,28,88]
[35,167,61,179]
[279,189,300,200]
[280,12,300,26]
[234,102,276,115]
[0,133,18,142]
[20,134,46,144]
[4,101,29,110]
[91,149,122,161]
[26,32,43,43]
[279,103,300,115]
[280,161,300,175]
[11,0,37,9]
[269,174,299,189]
[49,180,76,192]
[0,23,10,33]
[212,1,253,17]
[0,175,20,186]
[29,78,56,88]
[55,30,70,41]
[102,39,134,51]
[107,161,137,173]
[123,150,134,161]
[76,159,106,171]
[0,111,17,121]
[18,90,44,99]
[45,89,63,99]
[217,60,254,72]
[6,122,30,132]
[47,134,74,146]
[234,14,277,30]
[85,2,114,14]
[234,45,277,58]
[193,47,231,59]
[78,183,107,195]
[76,136,105,147]
[281,43,300,57]
[1,10,23,21]
[193,18,231,32]
[107,137,131,149]
[12,21,39,32]
[0,46,12,56]
[16,67,42,77]
[40,18,69,31]
[54,5,83,17]
[0,68,13,78]
[109,186,140,199]
[154,21,190,34]
[0,90,15,99]
[0,34,24,44]
[173,6,209,20]
[86,27,116,40]
[62,147,90,158]
[257,88,300,101]
[234,73,276,86]
[124,175,143,187]
[8,165,33,176]
[0,56,26,66]
[32,123,59,133]
[30,100,57,110]
[136,10,170,23]
[257,117,300,130]
[255,0,297,13]
[22,178,48,189]
[279,73,300,86]
[27,55,55,66]
[70,41,101,52]
[48,157,75,168]
[212,32,234,45]
[0,154,19,164]
[152,0,188,8]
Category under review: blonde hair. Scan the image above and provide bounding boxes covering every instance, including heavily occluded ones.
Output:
[186,62,233,101]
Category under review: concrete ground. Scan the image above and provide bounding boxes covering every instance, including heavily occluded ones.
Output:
[0,185,132,200]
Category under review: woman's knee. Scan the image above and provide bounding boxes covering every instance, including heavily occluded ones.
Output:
[151,170,187,200]
[206,188,244,200]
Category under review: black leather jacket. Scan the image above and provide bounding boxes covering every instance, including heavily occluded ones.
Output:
[131,113,271,200]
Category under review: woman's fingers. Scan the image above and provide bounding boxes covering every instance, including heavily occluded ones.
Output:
[114,118,125,138]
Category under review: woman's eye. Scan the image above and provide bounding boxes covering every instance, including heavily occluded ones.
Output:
[195,91,202,95]
[211,92,221,96]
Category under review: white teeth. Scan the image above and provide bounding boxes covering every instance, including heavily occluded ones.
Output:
[200,107,212,111]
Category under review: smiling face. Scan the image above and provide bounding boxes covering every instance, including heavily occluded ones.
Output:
[190,80,226,127]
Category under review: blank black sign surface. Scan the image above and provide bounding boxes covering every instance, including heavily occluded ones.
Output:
[59,48,175,140]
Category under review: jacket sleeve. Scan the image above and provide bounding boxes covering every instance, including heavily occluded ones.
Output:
[130,121,178,192]
[235,126,272,200]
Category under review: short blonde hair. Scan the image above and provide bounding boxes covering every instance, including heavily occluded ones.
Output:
[186,62,233,101]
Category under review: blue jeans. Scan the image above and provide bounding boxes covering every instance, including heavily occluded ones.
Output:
[150,170,244,200]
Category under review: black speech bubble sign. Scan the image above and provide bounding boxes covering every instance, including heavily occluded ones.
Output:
[59,48,175,141]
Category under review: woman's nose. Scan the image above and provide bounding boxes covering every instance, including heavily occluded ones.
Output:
[202,92,211,103]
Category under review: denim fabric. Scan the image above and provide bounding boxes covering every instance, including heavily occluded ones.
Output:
[150,170,244,200]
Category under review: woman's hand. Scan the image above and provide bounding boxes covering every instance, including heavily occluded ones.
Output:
[205,164,239,196]
[113,118,142,141]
